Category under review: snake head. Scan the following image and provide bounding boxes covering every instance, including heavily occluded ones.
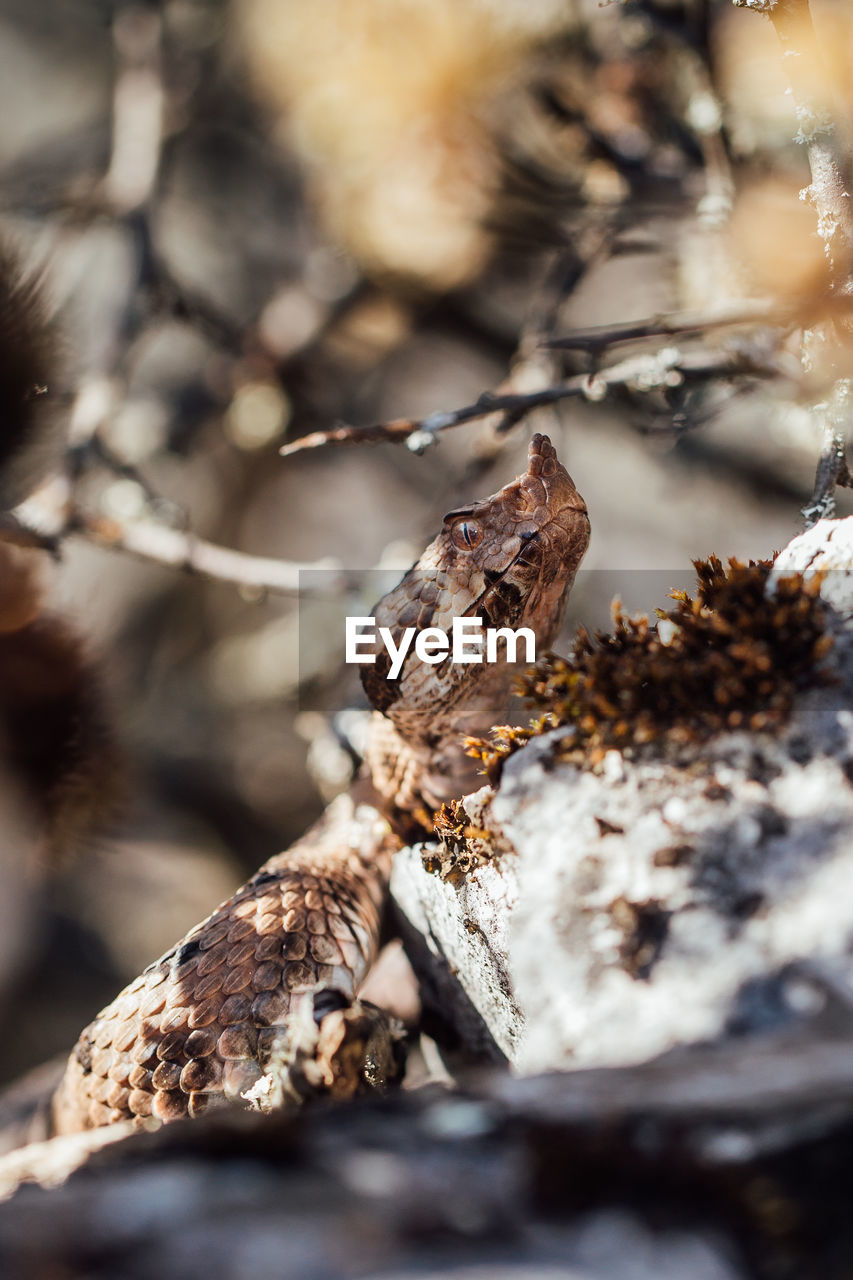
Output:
[451,431,590,643]
[362,433,589,732]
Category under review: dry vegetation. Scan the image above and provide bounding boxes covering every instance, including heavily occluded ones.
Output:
[464,555,832,780]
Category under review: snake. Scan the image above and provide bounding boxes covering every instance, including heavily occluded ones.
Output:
[49,433,589,1134]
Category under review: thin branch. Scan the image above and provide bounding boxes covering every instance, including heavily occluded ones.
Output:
[280,347,789,458]
[732,0,853,284]
[634,381,758,437]
[485,229,618,438]
[545,299,795,352]
[0,513,58,555]
[801,380,853,524]
[632,0,735,225]
[67,508,344,596]
[733,0,853,523]
[102,5,164,215]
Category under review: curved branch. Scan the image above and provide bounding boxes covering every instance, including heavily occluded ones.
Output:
[68,508,343,596]
[279,348,787,457]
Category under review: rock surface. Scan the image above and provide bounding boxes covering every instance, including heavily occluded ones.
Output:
[11,1024,853,1274]
[392,786,521,1064]
[391,516,853,1072]
[10,1021,853,1277]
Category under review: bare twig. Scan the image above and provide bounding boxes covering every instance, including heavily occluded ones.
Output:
[0,513,58,555]
[483,228,617,438]
[732,0,853,281]
[546,299,796,352]
[102,5,164,215]
[547,292,853,353]
[65,378,174,511]
[67,508,344,596]
[801,379,853,524]
[280,347,788,457]
[733,0,853,523]
[671,3,735,227]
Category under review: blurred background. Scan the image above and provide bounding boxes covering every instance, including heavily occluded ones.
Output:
[1,0,851,1084]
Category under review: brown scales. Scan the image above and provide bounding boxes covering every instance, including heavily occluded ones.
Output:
[52,799,395,1132]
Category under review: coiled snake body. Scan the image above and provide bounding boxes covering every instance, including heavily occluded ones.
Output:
[51,434,589,1134]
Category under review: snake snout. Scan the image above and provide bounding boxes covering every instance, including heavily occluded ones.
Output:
[526,433,588,521]
[526,431,555,468]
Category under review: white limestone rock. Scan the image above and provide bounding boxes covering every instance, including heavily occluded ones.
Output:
[773,516,853,616]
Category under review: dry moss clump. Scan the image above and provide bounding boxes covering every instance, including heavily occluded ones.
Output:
[465,556,832,778]
[426,799,496,882]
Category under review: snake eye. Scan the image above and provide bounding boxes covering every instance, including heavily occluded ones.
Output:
[451,518,483,550]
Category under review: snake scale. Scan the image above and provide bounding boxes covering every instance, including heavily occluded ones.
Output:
[50,434,589,1134]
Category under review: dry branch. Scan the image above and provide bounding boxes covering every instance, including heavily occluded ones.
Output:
[68,508,343,596]
[546,298,794,352]
[733,0,853,280]
[479,230,618,439]
[279,347,787,458]
[102,5,164,215]
[734,0,853,521]
[0,513,58,554]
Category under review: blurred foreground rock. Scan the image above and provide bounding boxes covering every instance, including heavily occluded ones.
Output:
[8,1024,853,1277]
[392,516,853,1073]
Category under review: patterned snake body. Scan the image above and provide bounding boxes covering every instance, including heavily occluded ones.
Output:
[51,434,589,1134]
